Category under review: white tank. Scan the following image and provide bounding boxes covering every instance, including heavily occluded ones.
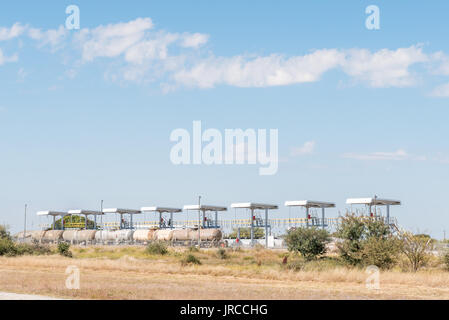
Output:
[75,230,97,242]
[154,229,174,241]
[113,230,134,241]
[62,230,78,242]
[95,230,116,241]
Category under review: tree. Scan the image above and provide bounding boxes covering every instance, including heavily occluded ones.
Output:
[397,230,433,272]
[336,214,400,269]
[285,227,330,261]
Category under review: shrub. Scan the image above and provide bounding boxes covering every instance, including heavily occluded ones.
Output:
[146,241,168,255]
[217,248,228,260]
[0,238,18,256]
[57,242,73,258]
[285,227,330,261]
[398,231,433,272]
[181,254,202,266]
[0,225,11,241]
[444,252,449,271]
[362,237,401,270]
[336,214,400,268]
[285,259,305,271]
[188,246,199,253]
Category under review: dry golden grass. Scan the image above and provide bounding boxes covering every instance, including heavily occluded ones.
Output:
[0,246,449,300]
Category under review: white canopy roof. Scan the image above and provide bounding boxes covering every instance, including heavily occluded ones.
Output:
[231,203,278,210]
[102,208,142,214]
[346,198,401,206]
[68,209,104,216]
[141,207,182,213]
[285,200,336,208]
[183,205,227,212]
[36,211,68,217]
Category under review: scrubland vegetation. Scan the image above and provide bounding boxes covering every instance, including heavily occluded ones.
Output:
[1,218,449,300]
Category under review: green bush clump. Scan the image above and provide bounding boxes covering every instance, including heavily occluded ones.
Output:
[181,254,202,266]
[146,241,168,255]
[57,242,73,258]
[285,227,330,261]
[217,248,228,260]
[336,215,400,269]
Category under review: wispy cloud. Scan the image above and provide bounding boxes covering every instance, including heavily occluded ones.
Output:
[342,149,426,161]
[1,18,449,94]
[290,141,316,156]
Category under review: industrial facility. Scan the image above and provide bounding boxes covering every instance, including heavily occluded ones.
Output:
[19,196,401,249]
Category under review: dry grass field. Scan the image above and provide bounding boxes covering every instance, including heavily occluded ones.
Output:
[1,245,449,300]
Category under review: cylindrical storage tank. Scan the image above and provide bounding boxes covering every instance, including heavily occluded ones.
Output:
[76,230,97,242]
[94,230,116,242]
[30,230,47,242]
[43,230,64,242]
[190,229,222,241]
[62,230,78,242]
[133,229,150,242]
[147,229,156,241]
[172,229,191,241]
[154,229,174,241]
[113,230,134,242]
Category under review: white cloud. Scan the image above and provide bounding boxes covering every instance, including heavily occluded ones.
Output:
[290,141,315,156]
[0,48,18,65]
[75,18,154,61]
[431,82,449,97]
[181,33,209,48]
[28,25,67,51]
[341,149,426,161]
[341,46,428,88]
[0,23,26,41]
[174,49,344,88]
[0,18,448,94]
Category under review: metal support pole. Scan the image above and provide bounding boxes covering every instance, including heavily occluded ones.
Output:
[53,216,55,230]
[170,212,173,229]
[265,208,268,248]
[322,207,325,230]
[250,209,254,247]
[85,215,88,230]
[198,196,201,247]
[130,213,133,230]
[215,211,218,228]
[306,207,309,228]
[159,212,162,229]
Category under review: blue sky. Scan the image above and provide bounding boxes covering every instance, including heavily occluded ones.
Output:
[0,1,448,237]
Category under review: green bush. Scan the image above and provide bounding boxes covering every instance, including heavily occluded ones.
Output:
[285,227,330,261]
[0,238,18,256]
[362,237,401,269]
[444,252,449,271]
[336,214,400,269]
[217,248,228,260]
[0,225,11,241]
[57,242,73,258]
[181,254,202,266]
[146,241,168,255]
